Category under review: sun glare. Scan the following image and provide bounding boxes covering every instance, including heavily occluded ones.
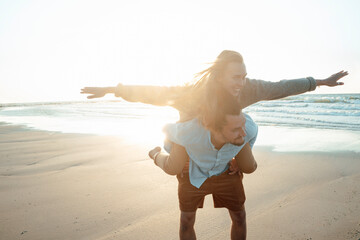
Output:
[0,0,359,103]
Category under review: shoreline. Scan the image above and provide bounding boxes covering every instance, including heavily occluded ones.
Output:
[1,124,360,239]
[1,121,360,154]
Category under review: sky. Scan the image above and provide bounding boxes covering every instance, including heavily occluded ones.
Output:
[0,0,359,103]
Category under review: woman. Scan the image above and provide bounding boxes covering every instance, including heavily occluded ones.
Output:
[81,50,348,175]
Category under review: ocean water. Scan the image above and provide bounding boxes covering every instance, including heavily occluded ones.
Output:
[1,94,360,152]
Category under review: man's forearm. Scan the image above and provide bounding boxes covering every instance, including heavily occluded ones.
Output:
[234,143,257,174]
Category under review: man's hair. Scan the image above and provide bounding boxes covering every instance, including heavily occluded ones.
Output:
[200,87,242,132]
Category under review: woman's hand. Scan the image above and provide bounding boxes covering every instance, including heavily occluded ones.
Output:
[81,87,114,99]
[228,158,242,176]
[316,70,349,87]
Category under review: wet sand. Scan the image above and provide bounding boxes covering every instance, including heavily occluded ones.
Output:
[1,124,359,240]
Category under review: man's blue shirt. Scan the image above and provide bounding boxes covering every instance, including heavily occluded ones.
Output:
[163,113,258,188]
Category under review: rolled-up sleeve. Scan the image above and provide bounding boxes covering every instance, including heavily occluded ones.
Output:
[248,124,258,148]
[243,114,258,148]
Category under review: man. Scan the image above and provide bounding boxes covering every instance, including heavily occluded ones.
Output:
[150,92,257,240]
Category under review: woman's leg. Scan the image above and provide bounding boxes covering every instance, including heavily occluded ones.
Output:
[149,143,189,175]
[149,143,256,176]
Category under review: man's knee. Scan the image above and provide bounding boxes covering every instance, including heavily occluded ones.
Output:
[229,208,246,226]
[180,211,196,228]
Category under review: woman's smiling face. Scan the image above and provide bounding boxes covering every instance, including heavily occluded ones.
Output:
[221,62,247,96]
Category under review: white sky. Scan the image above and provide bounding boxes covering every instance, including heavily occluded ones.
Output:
[0,0,359,103]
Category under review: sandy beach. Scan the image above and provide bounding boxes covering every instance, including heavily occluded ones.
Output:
[1,123,360,240]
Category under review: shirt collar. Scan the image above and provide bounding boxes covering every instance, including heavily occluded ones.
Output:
[207,131,218,151]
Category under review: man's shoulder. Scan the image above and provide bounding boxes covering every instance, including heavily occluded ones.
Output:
[163,118,208,145]
[164,118,202,132]
[244,113,258,138]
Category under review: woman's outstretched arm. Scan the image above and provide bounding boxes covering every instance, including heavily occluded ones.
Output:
[240,71,349,108]
[81,84,188,107]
